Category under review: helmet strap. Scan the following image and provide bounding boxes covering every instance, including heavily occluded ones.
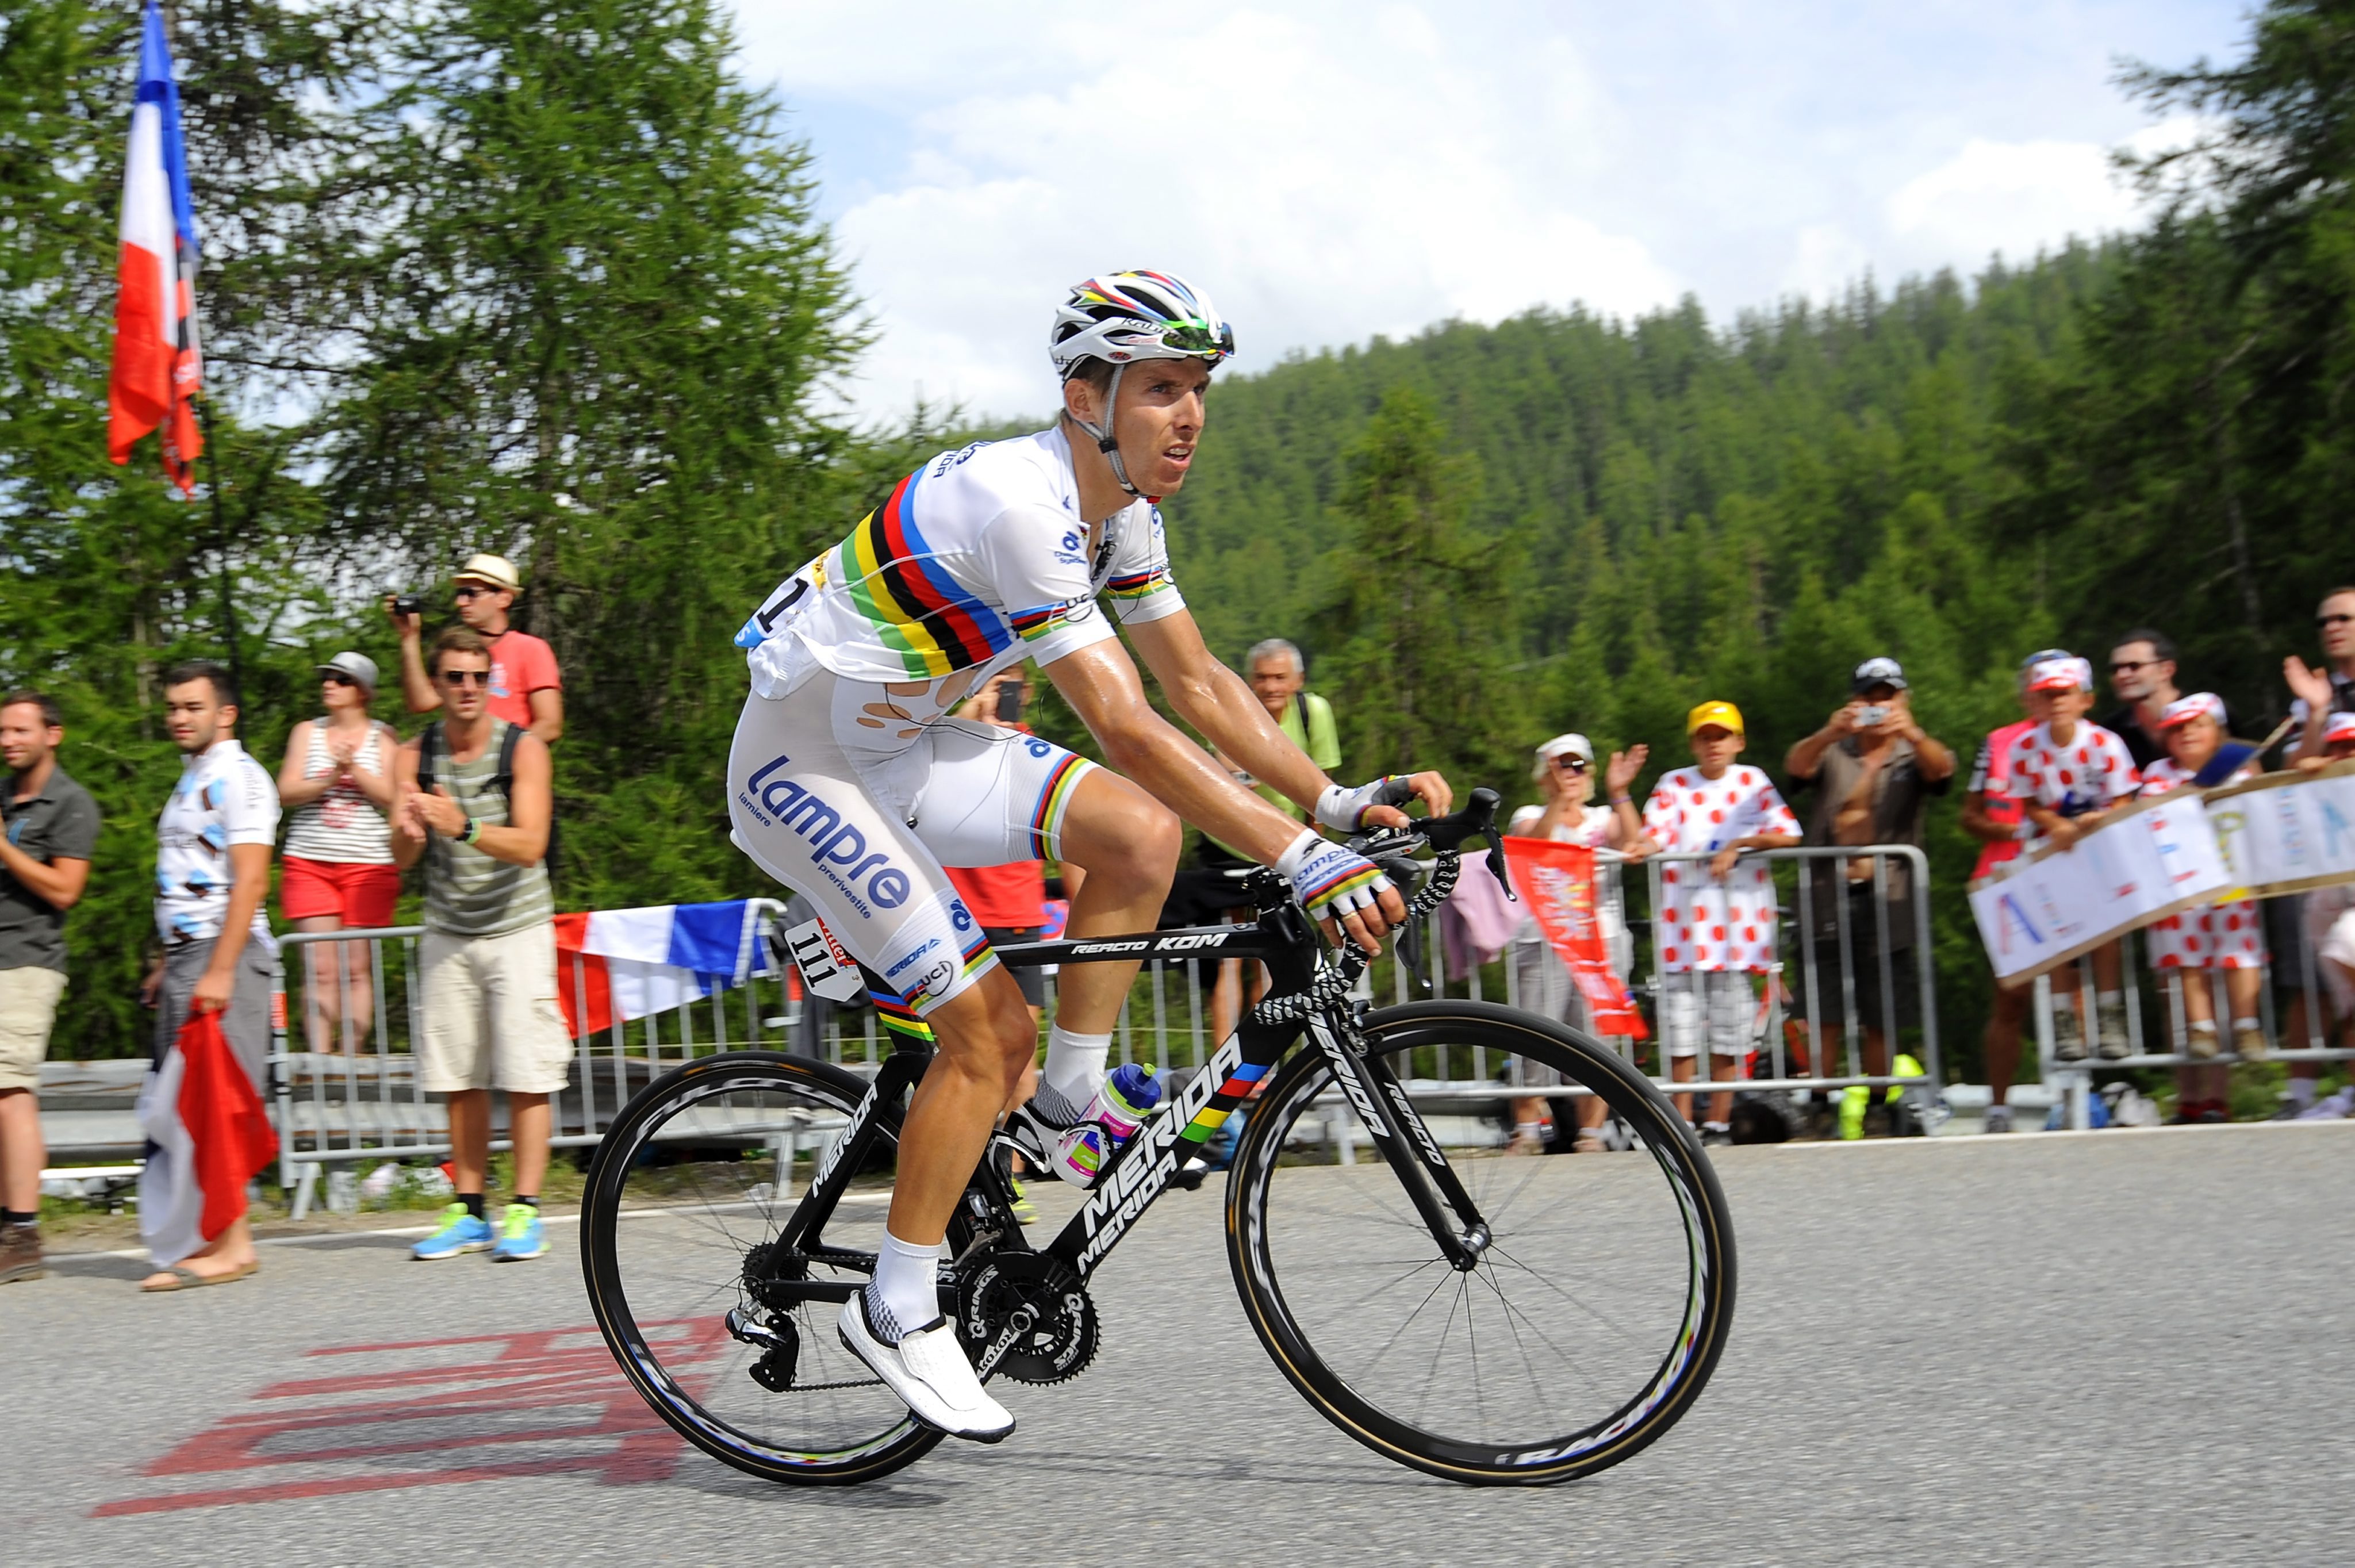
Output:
[1071,361,1141,500]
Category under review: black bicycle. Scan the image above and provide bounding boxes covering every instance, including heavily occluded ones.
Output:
[578,789,1735,1486]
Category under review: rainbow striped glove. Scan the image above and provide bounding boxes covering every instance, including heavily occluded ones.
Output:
[1278,827,1394,924]
[1314,776,1417,833]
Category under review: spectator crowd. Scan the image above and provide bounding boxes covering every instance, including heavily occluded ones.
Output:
[0,555,567,1289]
[9,563,2355,1285]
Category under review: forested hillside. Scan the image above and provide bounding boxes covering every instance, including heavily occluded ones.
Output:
[8,0,2355,1067]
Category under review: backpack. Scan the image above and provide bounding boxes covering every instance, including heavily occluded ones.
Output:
[416,719,558,877]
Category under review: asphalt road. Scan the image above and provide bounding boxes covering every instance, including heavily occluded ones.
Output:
[8,1122,2354,1567]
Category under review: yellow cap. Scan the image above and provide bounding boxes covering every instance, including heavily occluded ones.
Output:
[1687,700,1744,737]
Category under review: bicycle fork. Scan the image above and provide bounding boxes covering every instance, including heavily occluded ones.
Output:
[1302,1008,1493,1271]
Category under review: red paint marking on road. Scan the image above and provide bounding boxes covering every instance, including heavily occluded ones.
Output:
[93,1318,726,1516]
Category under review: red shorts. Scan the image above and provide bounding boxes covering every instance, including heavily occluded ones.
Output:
[279,856,403,927]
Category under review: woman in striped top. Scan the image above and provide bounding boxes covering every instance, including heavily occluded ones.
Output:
[276,652,401,1053]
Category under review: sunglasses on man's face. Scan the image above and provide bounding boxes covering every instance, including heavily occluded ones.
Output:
[2321,612,2355,629]
[439,669,490,687]
[2109,660,2153,674]
[453,584,496,601]
[323,672,357,688]
[1554,756,1590,773]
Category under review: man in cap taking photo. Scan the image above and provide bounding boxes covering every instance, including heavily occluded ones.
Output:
[386,554,563,747]
[1783,658,1954,1090]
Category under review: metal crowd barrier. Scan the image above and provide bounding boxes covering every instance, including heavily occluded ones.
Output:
[271,898,806,1218]
[2032,897,2355,1129]
[266,847,1951,1212]
[1625,845,1942,1101]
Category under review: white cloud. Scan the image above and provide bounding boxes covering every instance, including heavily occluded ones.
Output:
[822,4,1679,421]
[730,2,2249,421]
[1886,137,2142,264]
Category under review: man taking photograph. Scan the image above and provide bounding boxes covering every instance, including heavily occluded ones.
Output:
[392,627,567,1266]
[388,553,563,746]
[0,692,98,1285]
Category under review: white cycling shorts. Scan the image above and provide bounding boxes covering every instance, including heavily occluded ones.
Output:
[726,668,1096,1018]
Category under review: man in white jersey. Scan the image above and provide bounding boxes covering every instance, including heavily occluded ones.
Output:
[727,271,1449,1442]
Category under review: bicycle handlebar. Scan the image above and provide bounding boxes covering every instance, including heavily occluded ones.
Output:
[1348,787,1512,899]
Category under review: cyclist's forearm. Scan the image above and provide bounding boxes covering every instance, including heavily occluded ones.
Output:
[1168,661,1329,811]
[1100,716,1309,864]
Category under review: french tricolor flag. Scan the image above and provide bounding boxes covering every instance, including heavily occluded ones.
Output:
[109,1,204,493]
[137,1011,275,1267]
[553,901,770,1039]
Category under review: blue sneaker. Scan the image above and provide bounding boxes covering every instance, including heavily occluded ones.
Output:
[413,1203,493,1260]
[490,1203,546,1262]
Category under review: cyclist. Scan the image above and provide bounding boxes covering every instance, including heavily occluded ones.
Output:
[727,271,1450,1443]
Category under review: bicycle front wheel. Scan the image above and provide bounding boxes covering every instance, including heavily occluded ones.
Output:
[1226,1000,1735,1485]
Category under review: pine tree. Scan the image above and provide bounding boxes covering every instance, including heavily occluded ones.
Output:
[1315,388,1526,791]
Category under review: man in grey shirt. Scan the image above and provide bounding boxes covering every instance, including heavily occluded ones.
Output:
[0,692,99,1285]
[1783,658,1955,1091]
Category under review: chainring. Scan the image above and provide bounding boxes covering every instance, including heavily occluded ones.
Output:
[957,1252,1098,1386]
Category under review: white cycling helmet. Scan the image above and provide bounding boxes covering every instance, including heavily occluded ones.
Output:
[1050,271,1234,497]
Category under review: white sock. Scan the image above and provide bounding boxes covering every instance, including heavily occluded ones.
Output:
[1515,1121,1541,1140]
[2290,1078,2318,1109]
[868,1228,942,1341]
[2233,1017,2260,1033]
[1043,1025,1114,1106]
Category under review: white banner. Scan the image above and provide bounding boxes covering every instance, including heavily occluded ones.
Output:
[1970,792,2231,982]
[2202,764,2355,898]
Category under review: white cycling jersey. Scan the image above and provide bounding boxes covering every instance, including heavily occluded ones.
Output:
[735,425,1187,699]
[726,425,1188,1020]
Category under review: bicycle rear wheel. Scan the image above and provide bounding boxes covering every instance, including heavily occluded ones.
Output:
[1226,1000,1735,1485]
[581,1051,955,1486]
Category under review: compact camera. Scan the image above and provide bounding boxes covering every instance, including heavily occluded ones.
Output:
[1857,704,1889,727]
[390,592,423,618]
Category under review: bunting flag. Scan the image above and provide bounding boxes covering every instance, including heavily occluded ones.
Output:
[1501,836,1650,1038]
[109,0,204,493]
[136,1009,276,1267]
[552,900,768,1039]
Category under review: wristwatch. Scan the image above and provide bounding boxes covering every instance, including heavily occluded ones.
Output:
[461,816,482,846]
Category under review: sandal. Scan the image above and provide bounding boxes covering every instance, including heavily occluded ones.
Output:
[140,1259,259,1293]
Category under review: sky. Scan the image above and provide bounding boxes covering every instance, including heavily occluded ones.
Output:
[725,1,2252,424]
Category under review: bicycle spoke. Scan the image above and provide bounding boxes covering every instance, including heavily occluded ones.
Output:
[1240,1022,1727,1470]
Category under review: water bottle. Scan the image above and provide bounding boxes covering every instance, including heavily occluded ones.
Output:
[1049,1064,1164,1188]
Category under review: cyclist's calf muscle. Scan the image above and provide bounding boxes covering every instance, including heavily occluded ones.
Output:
[889,968,1035,1248]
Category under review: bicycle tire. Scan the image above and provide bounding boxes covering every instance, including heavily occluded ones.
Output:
[581,1050,952,1486]
[1226,1000,1736,1485]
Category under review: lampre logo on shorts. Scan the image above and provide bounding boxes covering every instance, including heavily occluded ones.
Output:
[737,754,911,914]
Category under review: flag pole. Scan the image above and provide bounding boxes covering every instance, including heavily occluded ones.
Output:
[192,396,244,733]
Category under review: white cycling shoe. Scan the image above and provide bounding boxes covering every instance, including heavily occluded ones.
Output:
[837,1292,1016,1444]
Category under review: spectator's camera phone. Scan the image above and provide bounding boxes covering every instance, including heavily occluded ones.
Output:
[392,592,423,617]
[1857,704,1888,727]
[996,681,1026,724]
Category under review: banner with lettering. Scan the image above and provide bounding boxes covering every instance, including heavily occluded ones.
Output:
[1501,836,1648,1038]
[2201,763,2355,899]
[1969,792,2230,982]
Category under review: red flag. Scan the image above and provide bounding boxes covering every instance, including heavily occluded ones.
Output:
[109,2,204,493]
[136,1008,275,1264]
[1501,836,1649,1038]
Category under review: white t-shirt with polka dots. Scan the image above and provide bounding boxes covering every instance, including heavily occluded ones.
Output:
[2138,757,2267,971]
[1641,765,1799,974]
[1997,720,2139,840]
